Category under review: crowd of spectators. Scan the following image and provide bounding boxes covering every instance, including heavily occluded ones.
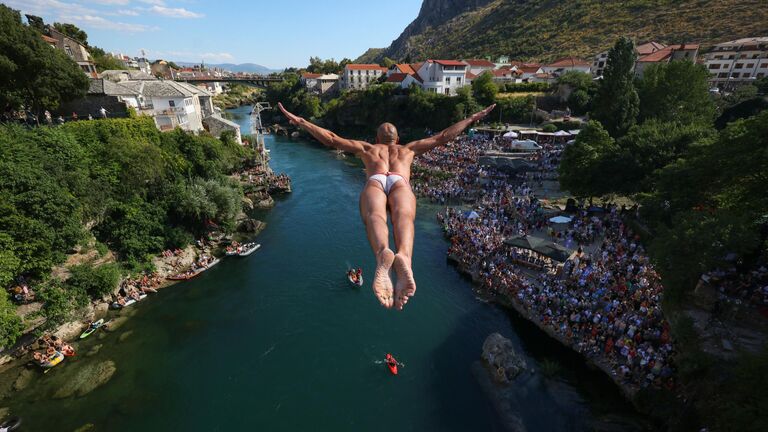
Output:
[413,131,676,391]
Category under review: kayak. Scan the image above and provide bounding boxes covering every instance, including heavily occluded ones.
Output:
[40,351,64,369]
[348,274,363,287]
[167,258,220,281]
[385,354,398,375]
[111,294,147,310]
[79,319,104,339]
[238,243,261,256]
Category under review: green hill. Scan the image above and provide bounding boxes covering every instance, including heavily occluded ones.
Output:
[357,0,768,63]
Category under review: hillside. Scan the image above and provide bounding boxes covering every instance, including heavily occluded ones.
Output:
[356,0,768,63]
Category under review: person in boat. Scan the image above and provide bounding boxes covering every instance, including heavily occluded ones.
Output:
[385,353,398,367]
[278,102,495,310]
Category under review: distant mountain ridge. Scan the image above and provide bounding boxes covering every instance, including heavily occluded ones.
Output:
[175,62,279,74]
[357,0,768,63]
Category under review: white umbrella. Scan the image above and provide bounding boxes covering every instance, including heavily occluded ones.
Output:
[502,131,518,138]
[553,130,570,136]
[549,215,572,224]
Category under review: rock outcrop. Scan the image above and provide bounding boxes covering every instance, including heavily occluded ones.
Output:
[482,333,526,384]
[53,360,116,399]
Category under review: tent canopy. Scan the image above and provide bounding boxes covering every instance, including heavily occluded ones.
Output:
[553,130,571,136]
[465,210,480,219]
[502,131,519,138]
[504,234,573,262]
[549,215,572,224]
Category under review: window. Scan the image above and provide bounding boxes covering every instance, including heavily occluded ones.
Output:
[714,55,723,60]
[444,88,450,95]
[456,77,461,84]
[598,61,605,67]
[718,73,727,78]
[709,63,721,69]
[743,73,750,78]
[746,63,754,69]
[731,73,740,78]
[735,63,743,69]
[758,73,765,78]
[761,63,768,69]
[64,45,74,57]
[168,100,175,107]
[445,77,451,84]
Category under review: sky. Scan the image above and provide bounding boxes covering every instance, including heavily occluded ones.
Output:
[4,0,423,69]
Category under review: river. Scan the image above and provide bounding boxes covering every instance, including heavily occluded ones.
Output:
[1,105,647,431]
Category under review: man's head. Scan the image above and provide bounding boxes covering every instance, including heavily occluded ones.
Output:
[376,122,399,144]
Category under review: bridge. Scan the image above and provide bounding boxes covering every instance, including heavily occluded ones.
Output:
[174,76,284,87]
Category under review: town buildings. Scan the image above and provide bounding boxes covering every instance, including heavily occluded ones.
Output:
[634,44,699,78]
[46,27,98,78]
[341,64,387,90]
[704,37,768,89]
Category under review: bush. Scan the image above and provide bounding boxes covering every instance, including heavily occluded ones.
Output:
[0,293,23,348]
[504,82,551,93]
[37,279,83,329]
[67,263,120,299]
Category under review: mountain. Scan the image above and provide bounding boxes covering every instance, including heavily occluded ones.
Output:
[356,0,768,63]
[175,62,279,74]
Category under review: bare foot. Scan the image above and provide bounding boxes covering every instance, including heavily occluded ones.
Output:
[393,253,416,310]
[373,248,395,308]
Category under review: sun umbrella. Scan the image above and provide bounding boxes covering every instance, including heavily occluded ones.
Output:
[549,215,572,224]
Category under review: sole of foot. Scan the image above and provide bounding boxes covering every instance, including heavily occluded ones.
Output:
[373,249,395,308]
[393,253,416,311]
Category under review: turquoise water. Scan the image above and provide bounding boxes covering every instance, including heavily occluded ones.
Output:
[2,106,646,431]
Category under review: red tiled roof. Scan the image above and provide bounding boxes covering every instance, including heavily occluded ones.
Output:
[301,72,322,79]
[636,41,666,56]
[534,72,554,78]
[547,57,590,68]
[433,59,467,67]
[386,73,408,83]
[411,62,424,72]
[465,72,477,79]
[346,64,387,71]
[463,59,495,67]
[41,35,57,43]
[637,44,699,62]
[393,64,416,75]
[518,65,542,73]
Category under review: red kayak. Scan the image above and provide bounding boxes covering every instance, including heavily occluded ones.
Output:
[385,354,398,375]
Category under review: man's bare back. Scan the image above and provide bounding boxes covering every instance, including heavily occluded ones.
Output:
[278,102,494,310]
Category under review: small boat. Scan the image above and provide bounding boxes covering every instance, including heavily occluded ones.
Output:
[79,319,105,339]
[111,294,147,310]
[385,354,398,375]
[0,416,21,431]
[167,258,221,280]
[238,243,261,257]
[348,273,363,287]
[40,351,64,369]
[225,249,239,257]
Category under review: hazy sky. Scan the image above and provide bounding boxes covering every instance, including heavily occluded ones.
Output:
[5,0,422,69]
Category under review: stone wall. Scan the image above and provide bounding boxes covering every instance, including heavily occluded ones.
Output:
[55,95,129,119]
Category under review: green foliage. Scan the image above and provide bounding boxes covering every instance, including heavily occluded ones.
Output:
[52,22,88,45]
[0,233,21,288]
[0,293,23,348]
[638,60,715,125]
[471,71,498,106]
[643,111,768,297]
[591,37,639,137]
[541,124,557,133]
[0,5,89,114]
[67,263,120,299]
[89,45,127,72]
[558,121,619,198]
[557,71,593,91]
[503,82,551,93]
[306,57,351,74]
[707,347,768,432]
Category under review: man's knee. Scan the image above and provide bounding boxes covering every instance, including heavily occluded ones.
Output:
[364,210,387,226]
[391,206,415,222]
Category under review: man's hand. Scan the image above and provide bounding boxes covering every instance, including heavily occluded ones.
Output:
[278,102,302,125]
[470,104,496,123]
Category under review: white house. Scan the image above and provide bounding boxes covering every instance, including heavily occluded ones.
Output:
[341,64,387,90]
[415,60,469,95]
[704,37,768,89]
[463,59,496,76]
[634,44,699,78]
[541,57,592,76]
[300,72,321,90]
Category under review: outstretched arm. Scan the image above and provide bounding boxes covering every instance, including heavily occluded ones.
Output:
[278,103,369,154]
[405,104,495,155]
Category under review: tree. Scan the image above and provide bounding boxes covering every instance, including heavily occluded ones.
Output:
[67,263,120,299]
[0,5,88,115]
[558,120,620,198]
[591,37,639,137]
[53,22,88,45]
[472,71,498,106]
[0,293,22,348]
[381,57,396,68]
[89,45,127,72]
[638,60,715,125]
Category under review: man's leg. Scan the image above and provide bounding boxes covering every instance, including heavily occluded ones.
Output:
[388,183,417,310]
[359,182,395,308]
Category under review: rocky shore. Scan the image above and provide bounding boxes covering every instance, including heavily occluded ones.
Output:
[446,252,639,401]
